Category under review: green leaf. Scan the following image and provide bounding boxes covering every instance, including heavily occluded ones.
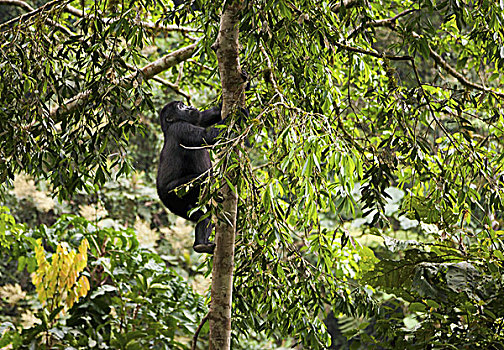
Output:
[409,302,426,312]
[425,300,440,309]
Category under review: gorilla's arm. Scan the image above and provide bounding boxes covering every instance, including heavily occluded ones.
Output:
[161,102,221,127]
[174,106,221,127]
[197,106,221,127]
[172,120,225,147]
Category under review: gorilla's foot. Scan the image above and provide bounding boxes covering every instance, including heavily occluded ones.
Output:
[193,242,215,254]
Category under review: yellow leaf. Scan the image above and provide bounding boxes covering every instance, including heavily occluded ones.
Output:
[79,239,89,254]
[77,276,90,297]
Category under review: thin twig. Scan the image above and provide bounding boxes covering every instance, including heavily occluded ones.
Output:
[411,59,494,185]
[153,76,191,103]
[191,312,209,350]
[333,41,413,61]
[175,62,184,86]
[349,8,417,38]
[259,42,285,104]
[411,59,457,146]
[187,59,213,71]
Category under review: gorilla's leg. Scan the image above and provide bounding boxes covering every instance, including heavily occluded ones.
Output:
[162,178,215,253]
[193,216,215,253]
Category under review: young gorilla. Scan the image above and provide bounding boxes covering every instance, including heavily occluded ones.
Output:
[156,101,226,254]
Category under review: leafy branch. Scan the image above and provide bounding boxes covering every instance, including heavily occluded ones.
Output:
[0,0,199,34]
[0,0,72,35]
[1,0,195,107]
[49,43,197,117]
[63,4,200,34]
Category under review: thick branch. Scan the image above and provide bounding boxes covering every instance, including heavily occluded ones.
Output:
[429,49,504,98]
[62,4,82,17]
[49,43,197,117]
[137,20,200,34]
[123,60,190,102]
[140,43,197,78]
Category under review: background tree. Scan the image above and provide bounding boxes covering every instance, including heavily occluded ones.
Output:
[1,0,504,349]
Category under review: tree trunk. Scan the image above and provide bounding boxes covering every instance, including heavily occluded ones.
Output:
[208,1,246,349]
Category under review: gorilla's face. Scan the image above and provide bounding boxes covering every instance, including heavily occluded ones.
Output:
[175,102,199,119]
[175,101,195,112]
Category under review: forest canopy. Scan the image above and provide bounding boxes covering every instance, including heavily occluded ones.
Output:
[0,0,504,349]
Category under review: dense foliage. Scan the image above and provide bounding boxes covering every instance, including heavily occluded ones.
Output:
[0,208,207,349]
[1,0,504,349]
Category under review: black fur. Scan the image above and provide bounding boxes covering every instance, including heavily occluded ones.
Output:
[172,0,199,11]
[156,101,225,254]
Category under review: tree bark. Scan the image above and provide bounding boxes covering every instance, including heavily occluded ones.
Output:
[208,1,246,349]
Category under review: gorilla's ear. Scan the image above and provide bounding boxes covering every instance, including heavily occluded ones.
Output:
[164,112,174,123]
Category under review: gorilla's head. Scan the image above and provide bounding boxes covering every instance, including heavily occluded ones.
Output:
[159,101,198,131]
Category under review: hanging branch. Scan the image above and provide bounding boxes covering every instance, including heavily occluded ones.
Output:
[341,6,504,98]
[259,42,285,104]
[191,313,209,350]
[331,38,504,98]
